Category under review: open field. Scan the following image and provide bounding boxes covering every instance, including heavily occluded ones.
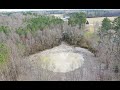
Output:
[87,17,117,25]
[49,13,117,24]
[86,17,118,33]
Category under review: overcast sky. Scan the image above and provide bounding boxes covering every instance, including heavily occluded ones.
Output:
[0,9,119,12]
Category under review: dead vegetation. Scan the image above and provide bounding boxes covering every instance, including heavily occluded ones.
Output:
[0,12,120,81]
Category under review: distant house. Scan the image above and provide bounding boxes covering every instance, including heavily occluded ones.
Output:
[49,14,70,21]
[86,20,89,24]
[64,16,70,19]
[61,15,70,21]
[49,14,64,19]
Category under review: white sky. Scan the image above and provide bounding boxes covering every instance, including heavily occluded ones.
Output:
[0,9,119,12]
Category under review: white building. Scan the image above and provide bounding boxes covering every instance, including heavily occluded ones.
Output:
[49,14,70,21]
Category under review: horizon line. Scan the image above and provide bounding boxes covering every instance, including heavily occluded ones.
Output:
[0,9,120,12]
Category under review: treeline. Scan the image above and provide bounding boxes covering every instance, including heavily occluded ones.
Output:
[66,10,120,18]
[86,10,120,18]
[2,10,120,18]
[16,15,63,36]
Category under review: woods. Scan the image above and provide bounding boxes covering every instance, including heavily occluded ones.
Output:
[0,10,120,81]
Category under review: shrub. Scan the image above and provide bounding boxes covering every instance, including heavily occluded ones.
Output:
[68,12,86,29]
[112,16,120,31]
[101,17,112,32]
[0,26,10,35]
[16,27,29,37]
[0,43,9,64]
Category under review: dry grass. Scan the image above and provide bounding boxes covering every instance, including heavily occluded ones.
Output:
[38,43,84,73]
[87,17,117,25]
[86,17,117,33]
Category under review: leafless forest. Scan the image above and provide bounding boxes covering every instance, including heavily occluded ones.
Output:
[0,10,120,81]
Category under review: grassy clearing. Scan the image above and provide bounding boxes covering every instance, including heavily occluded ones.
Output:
[87,17,117,24]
